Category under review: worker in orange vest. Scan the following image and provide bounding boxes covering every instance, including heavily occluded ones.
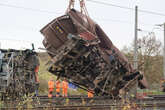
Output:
[55,80,61,97]
[88,89,94,98]
[48,78,55,98]
[34,65,39,96]
[62,78,68,97]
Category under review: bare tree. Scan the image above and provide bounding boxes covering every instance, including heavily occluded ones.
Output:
[122,32,163,88]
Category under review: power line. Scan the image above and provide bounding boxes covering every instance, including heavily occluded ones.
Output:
[94,18,133,24]
[139,9,165,17]
[0,2,61,14]
[0,1,159,29]
[87,0,165,17]
[1,1,165,17]
[87,0,133,10]
[94,17,156,27]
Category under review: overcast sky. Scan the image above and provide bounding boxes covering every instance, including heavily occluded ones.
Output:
[0,0,165,50]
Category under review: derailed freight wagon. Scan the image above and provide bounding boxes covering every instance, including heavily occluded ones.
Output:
[40,9,147,96]
[0,48,39,100]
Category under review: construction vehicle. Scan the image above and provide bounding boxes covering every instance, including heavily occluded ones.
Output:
[0,46,39,100]
[40,0,147,97]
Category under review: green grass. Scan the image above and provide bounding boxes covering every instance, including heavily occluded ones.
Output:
[38,52,86,95]
[137,89,165,95]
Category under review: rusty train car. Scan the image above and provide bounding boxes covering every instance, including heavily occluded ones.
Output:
[40,9,146,96]
[0,48,39,100]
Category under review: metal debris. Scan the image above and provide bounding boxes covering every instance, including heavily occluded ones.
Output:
[0,48,39,100]
[40,9,146,96]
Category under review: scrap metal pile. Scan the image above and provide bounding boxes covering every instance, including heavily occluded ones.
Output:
[40,2,146,96]
[0,49,39,99]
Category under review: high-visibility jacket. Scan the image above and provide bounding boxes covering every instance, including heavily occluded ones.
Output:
[35,66,39,73]
[62,81,68,89]
[56,81,60,88]
[35,66,39,83]
[56,80,61,92]
[88,90,94,98]
[48,80,54,89]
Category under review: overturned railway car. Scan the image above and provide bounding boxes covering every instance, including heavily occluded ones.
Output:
[0,49,39,99]
[41,9,146,96]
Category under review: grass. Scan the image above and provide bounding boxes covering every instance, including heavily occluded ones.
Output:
[137,89,165,95]
[38,52,56,94]
[38,52,86,95]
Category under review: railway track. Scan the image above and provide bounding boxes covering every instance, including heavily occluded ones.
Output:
[1,95,165,110]
[1,103,165,110]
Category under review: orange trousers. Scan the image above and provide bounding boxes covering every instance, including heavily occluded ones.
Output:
[48,88,54,98]
[62,88,68,97]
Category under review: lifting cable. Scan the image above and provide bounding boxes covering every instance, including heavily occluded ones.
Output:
[67,0,75,12]
[66,0,89,17]
[66,0,94,35]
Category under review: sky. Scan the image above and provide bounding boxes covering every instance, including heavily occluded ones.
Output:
[0,0,165,51]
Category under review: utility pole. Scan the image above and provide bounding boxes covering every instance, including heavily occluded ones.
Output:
[156,23,165,79]
[130,6,138,96]
[163,23,165,79]
[134,6,138,70]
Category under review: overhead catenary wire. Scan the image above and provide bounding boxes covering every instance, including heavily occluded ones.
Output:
[86,0,165,17]
[87,0,133,10]
[0,0,162,38]
[0,1,162,26]
[0,1,165,17]
[0,2,61,14]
